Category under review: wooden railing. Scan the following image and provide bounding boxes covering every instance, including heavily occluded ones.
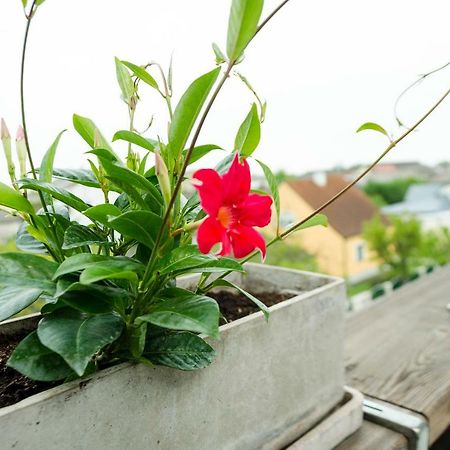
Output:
[337,265,450,449]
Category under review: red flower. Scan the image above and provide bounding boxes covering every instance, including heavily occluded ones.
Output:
[192,154,272,258]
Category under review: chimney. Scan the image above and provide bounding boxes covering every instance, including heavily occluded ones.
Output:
[312,171,327,187]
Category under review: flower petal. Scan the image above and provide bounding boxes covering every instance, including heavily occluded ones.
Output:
[235,194,273,227]
[229,224,266,259]
[192,169,223,216]
[196,217,231,256]
[221,154,250,205]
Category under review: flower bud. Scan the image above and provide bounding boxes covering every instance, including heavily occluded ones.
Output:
[1,119,16,186]
[16,126,27,178]
[155,150,171,207]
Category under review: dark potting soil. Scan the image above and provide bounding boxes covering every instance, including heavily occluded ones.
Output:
[0,332,59,409]
[0,289,294,409]
[209,289,295,324]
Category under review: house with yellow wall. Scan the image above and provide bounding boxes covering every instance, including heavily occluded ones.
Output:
[276,174,387,282]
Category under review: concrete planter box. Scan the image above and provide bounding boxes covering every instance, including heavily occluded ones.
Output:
[0,264,346,450]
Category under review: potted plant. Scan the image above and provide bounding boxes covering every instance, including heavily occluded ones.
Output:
[1,0,447,448]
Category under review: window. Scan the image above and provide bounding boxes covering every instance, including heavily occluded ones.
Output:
[354,242,365,262]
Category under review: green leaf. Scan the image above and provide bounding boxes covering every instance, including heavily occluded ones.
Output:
[99,160,162,208]
[54,281,124,314]
[62,223,109,250]
[73,114,113,151]
[37,310,124,376]
[16,221,47,253]
[138,288,219,338]
[182,144,223,165]
[108,211,162,248]
[235,103,260,156]
[53,253,111,279]
[83,204,122,225]
[356,122,390,138]
[0,252,57,292]
[226,0,264,61]
[257,159,279,231]
[19,179,90,212]
[212,43,227,64]
[144,331,216,370]
[157,245,243,277]
[115,57,135,102]
[79,258,144,285]
[7,331,73,381]
[209,279,270,320]
[0,286,43,322]
[121,61,159,90]
[112,130,157,152]
[39,130,66,209]
[168,67,221,165]
[0,181,34,215]
[22,0,28,7]
[39,130,66,185]
[288,213,328,233]
[50,168,101,189]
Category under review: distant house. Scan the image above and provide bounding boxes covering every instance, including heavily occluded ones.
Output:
[277,174,387,282]
[343,162,434,185]
[382,182,450,230]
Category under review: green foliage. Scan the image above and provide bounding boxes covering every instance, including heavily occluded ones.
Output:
[251,236,318,273]
[226,0,264,61]
[356,122,390,139]
[234,103,261,156]
[363,215,423,278]
[3,0,333,385]
[362,178,424,205]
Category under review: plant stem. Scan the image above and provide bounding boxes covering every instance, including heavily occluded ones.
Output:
[20,1,63,262]
[201,85,450,291]
[139,0,306,290]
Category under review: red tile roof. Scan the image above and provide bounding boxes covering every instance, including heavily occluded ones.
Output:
[287,175,387,238]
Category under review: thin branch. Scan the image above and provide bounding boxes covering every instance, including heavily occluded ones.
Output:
[20,0,63,262]
[140,0,302,289]
[394,60,450,128]
[202,85,450,291]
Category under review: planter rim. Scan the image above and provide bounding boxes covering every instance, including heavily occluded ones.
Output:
[0,263,343,416]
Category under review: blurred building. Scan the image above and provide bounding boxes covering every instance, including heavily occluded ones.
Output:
[382,182,450,230]
[277,173,388,282]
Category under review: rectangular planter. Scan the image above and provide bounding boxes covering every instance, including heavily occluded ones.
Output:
[0,263,346,450]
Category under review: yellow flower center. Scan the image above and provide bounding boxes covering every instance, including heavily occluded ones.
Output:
[217,206,234,228]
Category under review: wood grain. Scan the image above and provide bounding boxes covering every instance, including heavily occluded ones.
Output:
[335,420,408,450]
[344,266,450,443]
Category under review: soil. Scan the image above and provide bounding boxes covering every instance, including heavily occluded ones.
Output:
[0,333,59,409]
[0,289,294,409]
[209,289,295,324]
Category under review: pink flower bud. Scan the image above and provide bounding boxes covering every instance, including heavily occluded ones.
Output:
[15,126,27,178]
[16,125,25,142]
[1,119,16,186]
[1,118,10,140]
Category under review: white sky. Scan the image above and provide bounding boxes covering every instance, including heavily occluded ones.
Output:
[1,0,450,183]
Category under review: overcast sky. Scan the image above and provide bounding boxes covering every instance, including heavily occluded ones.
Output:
[1,0,450,183]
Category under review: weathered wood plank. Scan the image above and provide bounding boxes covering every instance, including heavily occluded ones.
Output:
[335,420,408,450]
[345,266,450,443]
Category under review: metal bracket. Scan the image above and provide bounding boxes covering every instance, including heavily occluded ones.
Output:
[363,397,429,450]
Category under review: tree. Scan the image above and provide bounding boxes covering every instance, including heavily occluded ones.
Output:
[420,227,450,266]
[362,178,424,206]
[363,215,422,278]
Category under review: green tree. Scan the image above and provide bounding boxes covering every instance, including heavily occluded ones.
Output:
[420,227,450,265]
[251,236,317,272]
[362,178,424,206]
[363,215,423,278]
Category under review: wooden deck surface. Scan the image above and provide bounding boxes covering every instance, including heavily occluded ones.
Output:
[336,266,450,448]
